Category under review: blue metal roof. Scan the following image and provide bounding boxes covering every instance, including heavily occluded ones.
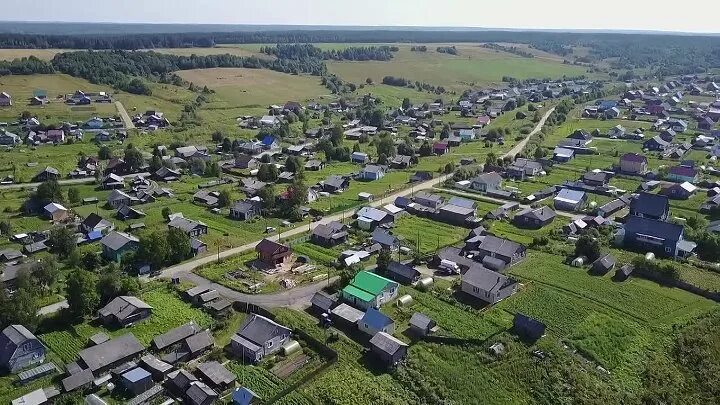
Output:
[361,308,393,330]
[233,387,260,405]
[261,136,276,146]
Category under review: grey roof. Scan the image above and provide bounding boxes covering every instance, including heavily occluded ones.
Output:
[168,217,206,233]
[185,286,212,298]
[630,192,669,218]
[439,204,475,216]
[167,369,197,391]
[624,216,683,241]
[186,382,217,405]
[100,231,139,251]
[62,368,94,392]
[311,291,336,311]
[89,332,110,346]
[196,361,236,386]
[312,222,348,240]
[369,332,407,355]
[324,175,348,189]
[592,254,616,271]
[472,172,502,184]
[555,188,586,204]
[139,354,173,374]
[97,296,151,322]
[185,330,214,354]
[153,321,200,350]
[478,235,524,258]
[409,312,434,330]
[77,333,144,372]
[1,324,36,345]
[362,165,384,174]
[82,213,113,231]
[11,387,49,405]
[414,191,444,204]
[372,229,398,247]
[107,189,133,202]
[447,197,475,209]
[516,206,556,222]
[356,206,388,222]
[463,265,513,293]
[331,303,364,323]
[231,200,257,214]
[238,314,291,346]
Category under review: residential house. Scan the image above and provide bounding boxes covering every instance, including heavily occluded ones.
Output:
[259,115,281,128]
[458,128,476,141]
[351,152,369,164]
[597,197,629,218]
[507,158,543,180]
[390,155,412,169]
[470,172,502,193]
[360,165,385,181]
[154,167,181,182]
[667,165,698,183]
[668,119,688,133]
[619,153,648,174]
[85,117,104,129]
[409,171,433,183]
[699,116,715,130]
[622,216,694,258]
[386,261,420,285]
[168,217,208,238]
[33,166,59,182]
[175,146,210,161]
[372,229,399,251]
[100,231,140,262]
[591,254,616,275]
[239,179,267,196]
[629,192,669,221]
[461,265,517,304]
[42,202,68,222]
[605,107,621,118]
[107,190,135,209]
[660,182,697,200]
[358,308,394,336]
[101,173,125,189]
[322,175,350,193]
[97,296,152,327]
[230,200,261,221]
[229,314,291,363]
[356,206,393,230]
[476,235,527,271]
[567,129,593,145]
[608,125,626,138]
[659,129,677,142]
[260,136,279,150]
[341,271,399,310]
[304,160,324,171]
[0,325,45,373]
[643,136,670,151]
[413,192,444,209]
[582,171,610,187]
[310,291,337,314]
[514,206,556,229]
[433,141,449,155]
[552,147,575,162]
[255,239,292,266]
[310,221,348,247]
[76,333,144,375]
[152,321,201,351]
[438,198,476,225]
[369,332,407,367]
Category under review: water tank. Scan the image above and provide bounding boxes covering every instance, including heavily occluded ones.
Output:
[589,201,598,210]
[397,294,414,307]
[645,252,655,261]
[571,256,586,267]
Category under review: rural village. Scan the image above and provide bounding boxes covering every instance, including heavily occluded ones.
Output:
[0,29,718,405]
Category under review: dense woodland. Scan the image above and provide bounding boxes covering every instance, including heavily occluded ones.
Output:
[260,43,396,61]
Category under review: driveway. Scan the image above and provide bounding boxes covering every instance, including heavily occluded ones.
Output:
[115,101,136,130]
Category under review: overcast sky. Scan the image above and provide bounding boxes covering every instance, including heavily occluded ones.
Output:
[4,0,719,33]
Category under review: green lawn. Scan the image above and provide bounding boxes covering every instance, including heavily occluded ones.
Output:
[392,215,468,254]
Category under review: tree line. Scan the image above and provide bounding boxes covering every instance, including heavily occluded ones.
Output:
[260,43,396,61]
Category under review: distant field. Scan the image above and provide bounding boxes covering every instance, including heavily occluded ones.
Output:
[325,44,589,90]
[0,48,67,61]
[175,67,330,107]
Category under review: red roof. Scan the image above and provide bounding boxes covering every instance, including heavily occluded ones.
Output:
[433,141,448,150]
[477,116,491,125]
[669,165,697,177]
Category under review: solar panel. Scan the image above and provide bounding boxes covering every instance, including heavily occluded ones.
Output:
[18,362,57,383]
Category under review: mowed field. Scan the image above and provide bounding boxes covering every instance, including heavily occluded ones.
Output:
[175,67,331,108]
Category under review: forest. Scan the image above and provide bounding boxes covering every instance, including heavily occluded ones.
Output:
[260,43,397,61]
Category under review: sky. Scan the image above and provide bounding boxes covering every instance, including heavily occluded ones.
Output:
[4,0,720,34]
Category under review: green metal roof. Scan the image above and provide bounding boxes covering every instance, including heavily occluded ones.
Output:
[342,285,375,302]
[351,271,394,295]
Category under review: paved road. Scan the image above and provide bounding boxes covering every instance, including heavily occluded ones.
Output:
[37,299,68,316]
[115,101,136,130]
[157,108,559,307]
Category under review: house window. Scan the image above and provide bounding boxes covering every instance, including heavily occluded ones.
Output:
[266,341,273,349]
[665,247,672,253]
[23,343,32,352]
[472,286,480,294]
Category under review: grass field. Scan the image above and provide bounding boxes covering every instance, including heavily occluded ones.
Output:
[392,215,468,254]
[175,67,331,108]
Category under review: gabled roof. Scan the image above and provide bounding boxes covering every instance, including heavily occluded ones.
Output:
[237,313,291,346]
[356,206,388,222]
[630,192,668,218]
[82,213,112,230]
[371,229,398,247]
[624,215,683,241]
[197,361,236,387]
[472,172,502,184]
[100,231,139,251]
[516,206,556,222]
[1,324,36,346]
[555,188,586,204]
[168,217,207,233]
[185,330,214,354]
[621,153,647,163]
[387,261,419,280]
[463,265,514,293]
[77,333,144,372]
[347,271,395,296]
[478,235,524,258]
[360,308,393,330]
[409,312,434,330]
[255,238,290,256]
[98,296,151,322]
[369,332,407,355]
